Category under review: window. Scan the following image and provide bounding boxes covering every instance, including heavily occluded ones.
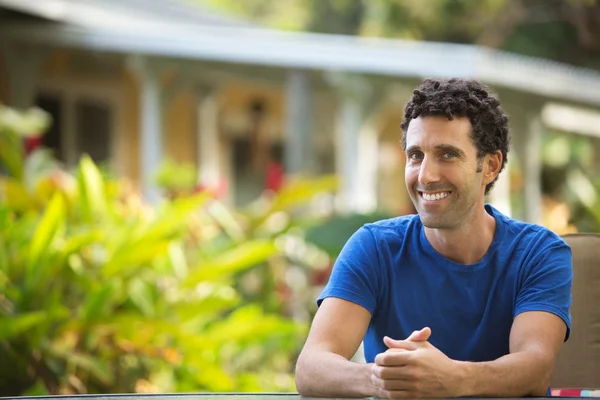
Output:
[35,88,115,169]
[36,93,64,162]
[74,98,112,165]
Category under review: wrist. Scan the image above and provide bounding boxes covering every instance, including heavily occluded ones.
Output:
[452,360,475,397]
[363,363,378,397]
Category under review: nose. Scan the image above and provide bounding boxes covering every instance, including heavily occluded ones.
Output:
[418,156,441,186]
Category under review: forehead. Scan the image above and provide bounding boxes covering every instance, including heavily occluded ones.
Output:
[405,115,473,149]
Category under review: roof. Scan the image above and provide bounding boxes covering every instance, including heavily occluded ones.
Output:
[0,0,252,28]
[1,0,600,107]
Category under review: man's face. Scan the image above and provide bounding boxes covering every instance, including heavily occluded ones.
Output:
[404,115,486,229]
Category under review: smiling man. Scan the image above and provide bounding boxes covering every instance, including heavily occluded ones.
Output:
[295,78,572,398]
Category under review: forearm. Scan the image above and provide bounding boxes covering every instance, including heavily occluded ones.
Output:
[295,350,375,398]
[457,351,553,397]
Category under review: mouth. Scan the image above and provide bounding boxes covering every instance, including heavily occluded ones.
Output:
[418,191,451,202]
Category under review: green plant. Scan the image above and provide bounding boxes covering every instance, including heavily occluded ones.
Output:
[541,130,600,233]
[0,106,336,396]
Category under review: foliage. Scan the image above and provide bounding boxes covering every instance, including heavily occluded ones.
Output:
[0,105,336,396]
[153,159,198,198]
[540,130,600,233]
[304,211,393,258]
[197,0,600,70]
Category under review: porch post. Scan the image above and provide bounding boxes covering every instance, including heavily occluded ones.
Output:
[284,69,312,175]
[522,116,544,224]
[501,91,545,224]
[196,85,220,190]
[128,55,163,204]
[330,73,373,213]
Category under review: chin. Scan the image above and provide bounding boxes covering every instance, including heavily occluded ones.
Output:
[419,214,453,229]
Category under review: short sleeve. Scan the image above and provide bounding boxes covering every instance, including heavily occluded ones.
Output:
[515,236,573,341]
[317,225,380,315]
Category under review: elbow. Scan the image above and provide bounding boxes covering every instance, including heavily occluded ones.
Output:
[294,353,312,396]
[528,384,550,397]
[528,364,553,397]
[295,378,310,397]
[294,371,308,396]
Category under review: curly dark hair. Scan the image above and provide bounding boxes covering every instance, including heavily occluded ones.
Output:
[400,78,510,194]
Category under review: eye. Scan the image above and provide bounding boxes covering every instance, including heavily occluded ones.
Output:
[408,151,424,161]
[443,151,458,159]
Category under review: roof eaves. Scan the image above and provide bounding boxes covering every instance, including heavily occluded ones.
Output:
[2,21,600,106]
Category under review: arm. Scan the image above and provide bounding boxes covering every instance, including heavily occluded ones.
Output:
[295,297,376,398]
[373,311,566,398]
[459,237,572,397]
[458,310,566,397]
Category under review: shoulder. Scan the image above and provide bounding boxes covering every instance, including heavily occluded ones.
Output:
[490,205,571,264]
[342,214,420,258]
[510,222,568,252]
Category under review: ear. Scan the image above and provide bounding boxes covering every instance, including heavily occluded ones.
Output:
[483,150,503,186]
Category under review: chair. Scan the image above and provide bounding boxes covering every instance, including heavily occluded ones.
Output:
[550,233,600,389]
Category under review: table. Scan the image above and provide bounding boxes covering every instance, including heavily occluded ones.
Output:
[0,394,584,400]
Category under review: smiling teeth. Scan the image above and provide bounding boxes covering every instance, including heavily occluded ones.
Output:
[422,192,450,201]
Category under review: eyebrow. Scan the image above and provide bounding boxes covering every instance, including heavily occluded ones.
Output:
[406,144,466,157]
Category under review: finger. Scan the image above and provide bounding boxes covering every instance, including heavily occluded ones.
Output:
[406,327,431,342]
[374,350,413,367]
[371,364,414,380]
[383,336,418,351]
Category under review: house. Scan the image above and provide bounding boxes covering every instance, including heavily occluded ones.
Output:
[2,0,600,221]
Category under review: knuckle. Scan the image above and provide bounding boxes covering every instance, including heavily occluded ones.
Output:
[408,367,421,380]
[382,380,397,390]
[375,353,388,365]
[372,365,383,378]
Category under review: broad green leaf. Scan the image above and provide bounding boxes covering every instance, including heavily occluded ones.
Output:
[0,312,47,341]
[1,178,35,211]
[0,215,9,273]
[102,240,171,277]
[80,281,122,321]
[105,218,186,265]
[184,239,278,286]
[48,340,115,387]
[194,364,234,391]
[0,269,9,291]
[65,353,114,386]
[203,305,302,343]
[0,130,24,179]
[26,193,65,275]
[127,218,184,244]
[164,192,211,217]
[77,155,107,223]
[174,283,239,320]
[173,297,238,321]
[127,278,155,316]
[266,175,338,214]
[205,200,245,242]
[168,241,188,279]
[62,230,103,256]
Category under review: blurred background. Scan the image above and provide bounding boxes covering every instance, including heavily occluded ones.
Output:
[1,0,600,396]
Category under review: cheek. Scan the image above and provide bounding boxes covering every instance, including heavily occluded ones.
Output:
[405,166,418,185]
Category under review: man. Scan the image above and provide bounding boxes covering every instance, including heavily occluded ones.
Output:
[295,78,572,398]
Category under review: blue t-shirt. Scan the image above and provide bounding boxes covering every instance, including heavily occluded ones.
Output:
[318,204,572,364]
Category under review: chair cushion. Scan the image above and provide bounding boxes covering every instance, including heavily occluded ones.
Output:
[550,234,600,389]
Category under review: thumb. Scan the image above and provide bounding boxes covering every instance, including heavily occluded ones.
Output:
[406,327,432,342]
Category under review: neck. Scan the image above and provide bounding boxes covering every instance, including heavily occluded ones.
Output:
[424,204,496,265]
